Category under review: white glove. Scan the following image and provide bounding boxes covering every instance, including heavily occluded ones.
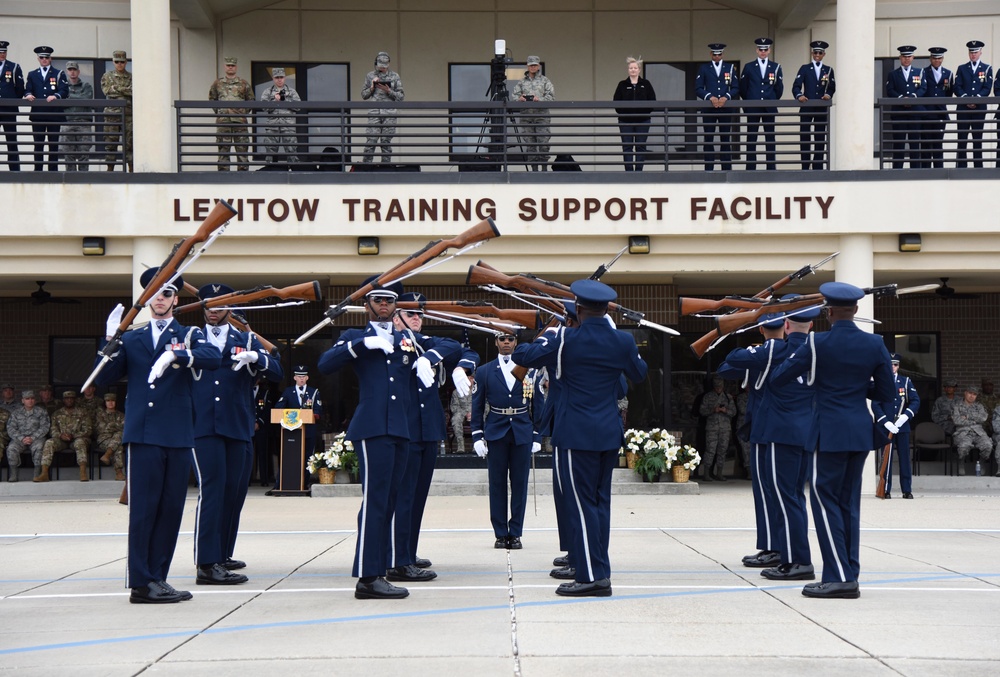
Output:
[231,350,259,371]
[473,440,488,458]
[106,303,124,337]
[148,351,177,383]
[363,336,394,354]
[605,314,617,329]
[415,356,435,387]
[452,367,471,397]
[883,421,899,435]
[531,442,541,454]
[893,414,909,428]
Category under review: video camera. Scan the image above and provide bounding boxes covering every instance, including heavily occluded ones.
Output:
[490,39,512,100]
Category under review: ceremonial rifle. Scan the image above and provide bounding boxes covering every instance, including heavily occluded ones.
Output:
[82,200,238,391]
[295,218,501,344]
[175,281,323,314]
[876,433,893,499]
[395,300,540,329]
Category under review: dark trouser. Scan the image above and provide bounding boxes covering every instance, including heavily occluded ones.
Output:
[751,442,776,552]
[354,435,408,578]
[0,113,20,170]
[922,114,947,168]
[618,120,650,171]
[809,449,868,583]
[769,442,812,566]
[125,443,193,589]
[745,110,776,170]
[31,121,61,171]
[552,446,571,555]
[225,442,254,560]
[955,109,986,168]
[192,435,247,566]
[486,429,531,539]
[883,430,912,495]
[558,447,617,583]
[253,428,270,485]
[702,111,734,171]
[798,108,829,170]
[389,439,438,568]
[889,112,924,169]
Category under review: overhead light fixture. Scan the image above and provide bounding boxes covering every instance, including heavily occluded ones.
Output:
[898,233,921,252]
[357,236,380,256]
[82,236,106,256]
[628,235,650,255]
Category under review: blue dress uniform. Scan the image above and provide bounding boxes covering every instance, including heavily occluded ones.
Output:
[739,38,783,171]
[252,380,275,486]
[920,48,953,169]
[472,348,538,546]
[952,42,993,169]
[0,41,25,171]
[792,41,836,170]
[514,280,647,596]
[94,271,222,597]
[772,282,895,598]
[694,44,739,171]
[872,354,920,498]
[192,284,283,580]
[274,368,322,484]
[389,300,472,575]
[23,46,67,171]
[885,46,927,169]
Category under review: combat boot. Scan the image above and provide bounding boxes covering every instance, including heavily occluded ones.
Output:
[100,449,114,465]
[79,462,89,482]
[33,465,50,483]
[115,468,126,481]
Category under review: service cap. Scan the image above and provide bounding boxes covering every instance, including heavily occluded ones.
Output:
[293,365,309,376]
[271,67,286,78]
[966,40,985,52]
[397,291,426,305]
[526,55,541,65]
[810,41,829,52]
[104,393,117,401]
[570,279,617,305]
[197,282,235,300]
[928,47,947,57]
[754,38,774,49]
[890,352,901,364]
[224,56,238,65]
[376,51,390,65]
[708,43,726,54]
[897,45,917,56]
[33,46,53,58]
[139,267,183,292]
[112,50,127,62]
[819,281,864,306]
[362,273,403,299]
[65,61,79,70]
[0,41,9,52]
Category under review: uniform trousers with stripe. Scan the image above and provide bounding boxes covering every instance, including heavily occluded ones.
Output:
[225,442,254,560]
[810,449,868,583]
[126,443,193,589]
[768,442,812,565]
[486,430,531,539]
[552,447,572,556]
[751,442,776,552]
[883,431,912,495]
[557,447,617,583]
[389,439,438,568]
[355,435,407,578]
[193,435,247,566]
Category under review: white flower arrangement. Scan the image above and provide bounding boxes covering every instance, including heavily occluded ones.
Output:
[307,432,354,474]
[621,428,701,471]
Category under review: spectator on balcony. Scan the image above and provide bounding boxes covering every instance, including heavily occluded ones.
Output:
[694,43,739,172]
[740,37,783,171]
[886,45,926,169]
[612,56,656,172]
[259,67,301,166]
[23,45,68,172]
[361,51,404,165]
[62,62,93,172]
[792,40,836,170]
[953,40,992,169]
[209,57,254,171]
[920,47,952,169]
[0,41,25,171]
[101,50,132,172]
[512,55,555,171]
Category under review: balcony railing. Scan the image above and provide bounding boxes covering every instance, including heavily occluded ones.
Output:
[875,96,1000,169]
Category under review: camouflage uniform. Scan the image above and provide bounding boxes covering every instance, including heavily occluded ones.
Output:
[977,386,998,437]
[100,58,132,168]
[361,54,404,163]
[62,75,94,171]
[38,389,60,417]
[6,405,49,478]
[41,402,92,466]
[931,395,957,435]
[699,384,736,475]
[95,403,125,476]
[952,399,991,462]
[511,66,555,169]
[0,398,19,414]
[259,80,301,164]
[0,409,9,450]
[78,395,102,433]
[208,66,254,171]
[450,388,472,453]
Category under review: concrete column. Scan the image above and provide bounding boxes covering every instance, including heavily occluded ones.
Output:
[836,233,875,323]
[131,0,174,172]
[833,0,875,170]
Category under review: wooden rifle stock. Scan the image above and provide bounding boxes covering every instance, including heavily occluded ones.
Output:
[466,263,568,315]
[875,434,893,499]
[689,330,721,359]
[679,296,765,316]
[179,281,280,353]
[715,295,824,335]
[397,301,539,329]
[176,280,323,314]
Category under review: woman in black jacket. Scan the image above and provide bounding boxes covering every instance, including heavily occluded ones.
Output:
[612,57,656,171]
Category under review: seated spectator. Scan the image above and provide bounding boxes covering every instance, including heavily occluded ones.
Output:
[95,393,125,481]
[6,390,49,482]
[952,385,991,476]
[931,378,958,435]
[0,382,18,413]
[38,384,59,416]
[38,390,92,482]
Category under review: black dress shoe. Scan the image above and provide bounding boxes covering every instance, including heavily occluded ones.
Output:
[902,492,914,499]
[761,563,815,581]
[743,551,781,568]
[414,557,433,569]
[264,489,275,496]
[386,564,438,582]
[553,555,569,567]
[802,581,860,599]
[885,492,891,499]
[507,536,522,550]
[130,580,187,604]
[156,580,193,601]
[197,563,249,585]
[222,557,246,570]
[355,576,409,600]
[495,537,508,549]
[550,566,576,580]
[555,578,612,597]
[742,550,772,564]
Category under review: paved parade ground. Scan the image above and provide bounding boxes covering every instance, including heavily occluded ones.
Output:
[2,482,998,676]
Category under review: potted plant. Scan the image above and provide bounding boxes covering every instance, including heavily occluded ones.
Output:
[339,449,359,483]
[633,448,667,482]
[629,428,675,482]
[307,432,353,484]
[666,444,701,483]
[622,428,649,469]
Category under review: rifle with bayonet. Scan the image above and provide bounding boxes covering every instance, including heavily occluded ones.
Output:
[295,218,501,344]
[82,200,238,391]
[175,280,323,314]
[177,281,292,354]
[395,300,540,330]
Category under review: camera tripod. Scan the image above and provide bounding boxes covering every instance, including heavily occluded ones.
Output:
[473,65,528,170]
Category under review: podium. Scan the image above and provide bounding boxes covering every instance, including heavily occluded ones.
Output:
[270,409,314,496]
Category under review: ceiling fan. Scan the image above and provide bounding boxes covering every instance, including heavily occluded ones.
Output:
[932,277,979,301]
[30,281,81,306]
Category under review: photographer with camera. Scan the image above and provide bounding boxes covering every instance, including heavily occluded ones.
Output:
[361,51,405,164]
[512,55,555,171]
[259,67,301,165]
